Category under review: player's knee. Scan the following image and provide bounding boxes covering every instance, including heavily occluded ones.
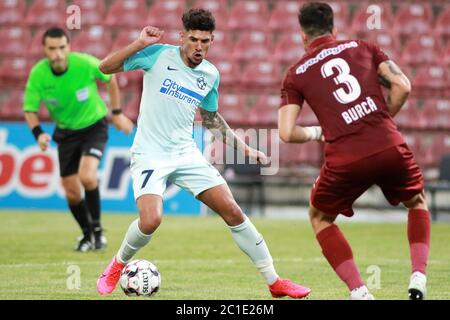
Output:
[404,191,428,210]
[79,171,98,190]
[309,206,335,233]
[139,211,162,234]
[223,203,245,226]
[65,188,82,204]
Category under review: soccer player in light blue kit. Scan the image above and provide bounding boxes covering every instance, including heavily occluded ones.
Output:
[96,9,310,299]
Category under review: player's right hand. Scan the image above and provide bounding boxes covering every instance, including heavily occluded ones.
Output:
[37,133,51,152]
[138,26,165,48]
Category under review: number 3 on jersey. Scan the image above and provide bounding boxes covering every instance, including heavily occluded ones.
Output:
[321,58,362,104]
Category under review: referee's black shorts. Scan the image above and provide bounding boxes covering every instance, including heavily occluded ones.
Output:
[52,117,108,178]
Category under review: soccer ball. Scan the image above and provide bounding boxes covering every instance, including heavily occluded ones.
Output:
[119,259,161,297]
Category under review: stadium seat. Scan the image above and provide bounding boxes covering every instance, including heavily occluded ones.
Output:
[71,25,112,58]
[156,29,180,46]
[392,3,433,37]
[0,0,26,26]
[278,141,302,166]
[204,30,231,63]
[279,140,323,167]
[25,0,67,28]
[147,0,186,30]
[247,93,280,127]
[268,1,302,33]
[335,30,356,41]
[105,0,148,29]
[444,42,450,68]
[72,0,106,27]
[0,57,31,88]
[412,65,449,97]
[423,99,450,130]
[0,27,31,58]
[401,34,442,67]
[192,0,229,30]
[0,89,25,121]
[327,1,350,33]
[218,92,249,127]
[421,134,450,169]
[241,60,281,92]
[112,29,141,51]
[29,28,48,59]
[394,98,425,130]
[435,6,450,41]
[214,59,240,90]
[273,32,305,66]
[402,133,425,166]
[350,3,393,38]
[365,31,401,62]
[231,31,272,63]
[227,0,269,31]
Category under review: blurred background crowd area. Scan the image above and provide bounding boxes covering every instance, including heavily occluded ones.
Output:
[0,0,449,182]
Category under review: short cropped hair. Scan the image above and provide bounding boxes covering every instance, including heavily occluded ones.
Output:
[42,27,70,45]
[298,2,334,38]
[182,8,216,32]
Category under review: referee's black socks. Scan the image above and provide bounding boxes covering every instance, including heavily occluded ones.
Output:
[69,201,92,238]
[85,187,102,231]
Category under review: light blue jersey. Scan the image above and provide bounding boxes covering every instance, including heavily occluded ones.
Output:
[124,44,220,156]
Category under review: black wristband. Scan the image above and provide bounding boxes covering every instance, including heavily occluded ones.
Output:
[112,109,123,115]
[32,126,44,140]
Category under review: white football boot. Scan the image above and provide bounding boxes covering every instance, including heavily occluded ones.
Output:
[349,285,375,300]
[408,272,427,300]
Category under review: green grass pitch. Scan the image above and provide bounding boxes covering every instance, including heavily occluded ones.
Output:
[0,211,449,300]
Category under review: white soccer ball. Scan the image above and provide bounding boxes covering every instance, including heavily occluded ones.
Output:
[119,259,161,297]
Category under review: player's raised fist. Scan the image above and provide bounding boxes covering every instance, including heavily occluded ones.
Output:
[138,26,165,47]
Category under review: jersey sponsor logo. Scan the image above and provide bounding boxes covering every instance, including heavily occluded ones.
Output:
[167,66,179,71]
[197,77,207,90]
[296,41,358,74]
[341,96,378,124]
[159,79,205,107]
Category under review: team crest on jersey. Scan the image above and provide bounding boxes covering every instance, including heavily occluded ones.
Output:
[197,77,207,90]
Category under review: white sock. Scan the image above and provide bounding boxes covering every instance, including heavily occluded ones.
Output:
[116,219,153,264]
[229,216,279,285]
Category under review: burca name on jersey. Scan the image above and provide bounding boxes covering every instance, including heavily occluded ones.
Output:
[341,96,378,125]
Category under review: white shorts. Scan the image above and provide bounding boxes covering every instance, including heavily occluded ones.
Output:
[130,148,226,200]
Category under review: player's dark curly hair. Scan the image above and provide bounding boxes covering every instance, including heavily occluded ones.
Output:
[298,2,334,37]
[42,27,70,45]
[182,8,216,32]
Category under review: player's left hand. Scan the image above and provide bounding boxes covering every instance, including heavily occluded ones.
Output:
[112,114,134,135]
[247,148,270,165]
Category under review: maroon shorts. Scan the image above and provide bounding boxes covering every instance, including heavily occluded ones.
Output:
[310,143,424,217]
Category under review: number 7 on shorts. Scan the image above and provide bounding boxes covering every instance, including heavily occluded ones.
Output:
[141,170,154,189]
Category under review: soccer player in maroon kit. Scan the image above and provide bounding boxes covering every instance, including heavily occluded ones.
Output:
[279,2,430,300]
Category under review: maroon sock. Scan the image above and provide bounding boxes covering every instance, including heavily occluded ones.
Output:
[316,224,364,291]
[408,209,430,275]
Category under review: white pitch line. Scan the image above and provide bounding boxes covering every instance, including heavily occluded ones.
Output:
[0,257,447,269]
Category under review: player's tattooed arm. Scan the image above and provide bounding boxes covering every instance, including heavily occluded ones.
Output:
[200,109,244,152]
[378,61,403,88]
[200,109,268,164]
[377,60,411,117]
